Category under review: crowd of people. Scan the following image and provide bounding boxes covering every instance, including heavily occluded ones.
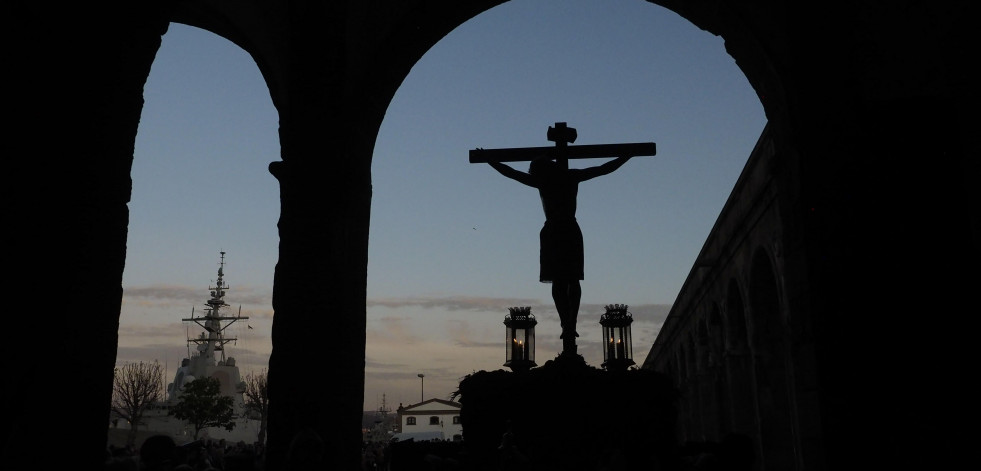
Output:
[104,434,391,471]
[104,431,753,470]
[105,436,264,471]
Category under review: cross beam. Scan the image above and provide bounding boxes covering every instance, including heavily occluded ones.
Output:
[470,122,655,163]
[469,141,656,163]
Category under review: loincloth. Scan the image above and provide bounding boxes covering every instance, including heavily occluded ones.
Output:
[539,218,584,283]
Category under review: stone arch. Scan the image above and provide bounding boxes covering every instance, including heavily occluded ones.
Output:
[748,247,799,469]
[665,352,677,381]
[707,303,728,440]
[725,279,749,354]
[6,2,971,470]
[695,317,711,372]
[676,343,692,441]
[117,1,780,467]
[724,278,757,439]
[707,303,726,368]
[689,323,711,440]
[170,1,792,151]
[677,344,688,382]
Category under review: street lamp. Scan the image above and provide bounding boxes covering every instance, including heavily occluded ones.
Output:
[600,304,635,371]
[504,306,537,372]
[417,374,425,402]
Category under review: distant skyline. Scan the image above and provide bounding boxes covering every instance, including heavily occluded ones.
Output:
[117,0,766,412]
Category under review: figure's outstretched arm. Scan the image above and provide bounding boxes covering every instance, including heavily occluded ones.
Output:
[488,160,538,187]
[576,155,632,182]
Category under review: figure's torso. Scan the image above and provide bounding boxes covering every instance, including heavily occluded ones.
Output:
[537,172,579,221]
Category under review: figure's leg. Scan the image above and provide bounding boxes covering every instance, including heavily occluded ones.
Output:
[568,280,581,337]
[552,281,569,337]
[555,280,582,340]
[556,280,580,355]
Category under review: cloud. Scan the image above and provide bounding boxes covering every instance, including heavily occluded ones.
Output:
[123,285,198,301]
[365,296,670,331]
[368,316,421,345]
[123,289,670,326]
[122,284,272,310]
[118,323,189,340]
[577,302,671,323]
[365,357,412,371]
[237,307,275,320]
[445,319,499,348]
[115,344,187,364]
[118,287,670,410]
[367,295,546,313]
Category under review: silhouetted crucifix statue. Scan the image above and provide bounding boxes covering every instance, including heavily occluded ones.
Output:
[471,122,656,356]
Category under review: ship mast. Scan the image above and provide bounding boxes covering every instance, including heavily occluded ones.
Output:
[379,393,391,417]
[182,251,248,364]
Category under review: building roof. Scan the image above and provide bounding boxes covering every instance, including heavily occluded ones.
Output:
[398,398,461,412]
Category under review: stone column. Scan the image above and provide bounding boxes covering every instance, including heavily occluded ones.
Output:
[723,349,759,439]
[264,119,372,470]
[5,4,169,468]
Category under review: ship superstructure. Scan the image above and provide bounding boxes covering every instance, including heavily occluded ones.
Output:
[166,251,250,418]
[112,251,261,444]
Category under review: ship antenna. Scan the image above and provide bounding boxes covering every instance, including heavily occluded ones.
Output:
[181,250,248,365]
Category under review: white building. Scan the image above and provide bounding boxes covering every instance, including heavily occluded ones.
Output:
[394,398,463,442]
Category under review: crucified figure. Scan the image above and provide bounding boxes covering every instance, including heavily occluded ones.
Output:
[485,155,633,353]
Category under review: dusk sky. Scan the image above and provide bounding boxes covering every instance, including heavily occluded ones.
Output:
[117,0,766,412]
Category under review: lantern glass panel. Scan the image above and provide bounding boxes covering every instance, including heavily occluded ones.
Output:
[616,326,627,359]
[512,327,527,360]
[603,325,613,361]
[526,329,535,362]
[624,328,633,360]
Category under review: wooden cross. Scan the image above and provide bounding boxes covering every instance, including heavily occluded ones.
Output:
[469,122,656,167]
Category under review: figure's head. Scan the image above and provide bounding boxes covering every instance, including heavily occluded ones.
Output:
[529,158,559,176]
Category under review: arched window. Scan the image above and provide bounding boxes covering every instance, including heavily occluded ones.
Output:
[429,416,440,425]
[406,417,416,425]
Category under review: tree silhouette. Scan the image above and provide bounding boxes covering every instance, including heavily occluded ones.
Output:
[170,376,236,439]
[111,361,164,447]
[243,369,269,445]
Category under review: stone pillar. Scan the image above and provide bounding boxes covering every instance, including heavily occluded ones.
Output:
[749,328,800,470]
[694,328,717,441]
[263,120,372,470]
[4,5,169,469]
[723,349,758,439]
[675,350,691,442]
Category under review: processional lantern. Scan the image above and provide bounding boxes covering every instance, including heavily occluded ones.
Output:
[600,304,635,371]
[504,307,537,372]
